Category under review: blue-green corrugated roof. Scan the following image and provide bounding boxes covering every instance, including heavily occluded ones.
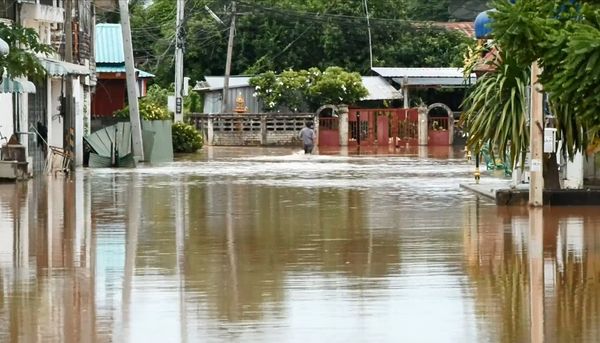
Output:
[96,23,124,63]
[96,65,155,78]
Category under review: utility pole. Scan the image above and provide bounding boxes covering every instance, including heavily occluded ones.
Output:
[119,0,144,161]
[221,1,237,114]
[529,61,544,206]
[174,0,185,122]
[64,0,74,168]
[363,0,373,69]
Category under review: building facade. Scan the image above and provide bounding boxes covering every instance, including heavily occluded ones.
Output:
[1,0,96,174]
[91,23,153,117]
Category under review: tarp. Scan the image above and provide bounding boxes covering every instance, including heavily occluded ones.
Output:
[84,122,135,168]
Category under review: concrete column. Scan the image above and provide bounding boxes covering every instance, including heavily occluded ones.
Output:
[338,104,348,147]
[418,105,428,146]
[207,117,214,146]
[260,115,267,145]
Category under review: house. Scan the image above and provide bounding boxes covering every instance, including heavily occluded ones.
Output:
[371,67,476,112]
[91,23,154,117]
[0,0,95,175]
[194,75,402,114]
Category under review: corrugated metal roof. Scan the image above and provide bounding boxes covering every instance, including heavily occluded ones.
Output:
[202,76,252,91]
[361,76,402,101]
[96,23,124,63]
[96,65,155,78]
[372,67,466,78]
[372,67,475,87]
[200,76,402,101]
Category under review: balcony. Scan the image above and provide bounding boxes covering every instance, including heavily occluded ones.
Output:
[20,1,64,24]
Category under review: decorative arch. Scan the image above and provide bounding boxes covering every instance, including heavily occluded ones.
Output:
[427,103,453,118]
[426,103,454,146]
[316,104,339,117]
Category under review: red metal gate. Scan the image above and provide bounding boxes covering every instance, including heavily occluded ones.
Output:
[428,116,450,146]
[395,108,418,146]
[318,117,340,147]
[349,108,418,147]
[349,109,375,146]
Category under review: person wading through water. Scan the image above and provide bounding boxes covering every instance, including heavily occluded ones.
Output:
[298,121,315,154]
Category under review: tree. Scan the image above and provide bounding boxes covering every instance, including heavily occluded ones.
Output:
[0,23,53,81]
[460,0,600,189]
[250,67,368,112]
[129,0,473,87]
[489,0,600,159]
[460,46,530,169]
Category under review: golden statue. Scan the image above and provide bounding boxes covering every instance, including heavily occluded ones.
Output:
[234,93,247,113]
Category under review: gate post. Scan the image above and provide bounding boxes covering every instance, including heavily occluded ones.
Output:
[313,115,319,145]
[418,105,428,146]
[207,117,214,146]
[338,104,348,146]
[260,115,267,145]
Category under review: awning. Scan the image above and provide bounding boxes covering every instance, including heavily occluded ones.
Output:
[0,76,36,93]
[39,57,90,76]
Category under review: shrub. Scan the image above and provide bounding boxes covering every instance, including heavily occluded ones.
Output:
[114,99,171,121]
[172,122,203,153]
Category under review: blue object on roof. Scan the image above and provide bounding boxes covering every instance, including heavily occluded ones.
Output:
[474,10,493,39]
[96,24,124,63]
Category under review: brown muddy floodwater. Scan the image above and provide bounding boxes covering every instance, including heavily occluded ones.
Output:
[1,146,600,343]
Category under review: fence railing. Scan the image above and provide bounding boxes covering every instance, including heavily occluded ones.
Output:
[189,113,313,132]
[189,113,315,146]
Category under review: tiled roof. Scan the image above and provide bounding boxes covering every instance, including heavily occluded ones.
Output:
[96,23,124,63]
[434,22,475,38]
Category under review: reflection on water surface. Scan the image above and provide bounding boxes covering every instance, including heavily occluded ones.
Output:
[0,147,599,342]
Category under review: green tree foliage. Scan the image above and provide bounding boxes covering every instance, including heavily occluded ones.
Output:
[127,0,472,87]
[0,23,53,81]
[308,67,368,108]
[489,0,600,158]
[250,67,367,111]
[460,49,530,168]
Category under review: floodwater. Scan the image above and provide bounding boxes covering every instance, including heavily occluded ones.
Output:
[1,146,599,343]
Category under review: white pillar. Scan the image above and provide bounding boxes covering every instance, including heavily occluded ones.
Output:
[338,105,348,147]
[207,117,214,146]
[418,106,428,146]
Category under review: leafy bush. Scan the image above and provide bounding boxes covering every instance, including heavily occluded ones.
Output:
[114,99,171,121]
[249,66,367,112]
[308,67,367,108]
[172,122,203,153]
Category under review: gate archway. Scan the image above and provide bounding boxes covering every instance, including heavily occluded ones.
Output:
[427,103,454,146]
[317,105,340,147]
